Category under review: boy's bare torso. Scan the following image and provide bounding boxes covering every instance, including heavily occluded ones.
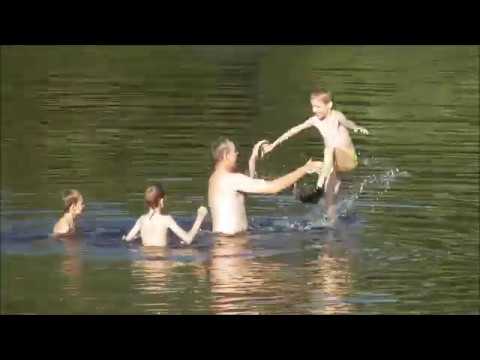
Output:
[312,110,355,154]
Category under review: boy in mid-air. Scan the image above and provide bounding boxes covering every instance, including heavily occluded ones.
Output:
[261,88,369,222]
[122,184,208,247]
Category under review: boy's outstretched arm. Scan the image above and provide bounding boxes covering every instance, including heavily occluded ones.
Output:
[167,207,208,245]
[262,119,315,156]
[338,115,369,135]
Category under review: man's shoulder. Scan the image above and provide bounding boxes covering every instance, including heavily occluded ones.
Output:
[213,170,248,181]
[231,171,250,179]
[222,172,251,188]
[210,170,261,193]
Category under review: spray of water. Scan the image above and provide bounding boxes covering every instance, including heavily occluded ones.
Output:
[294,168,410,231]
[337,168,410,216]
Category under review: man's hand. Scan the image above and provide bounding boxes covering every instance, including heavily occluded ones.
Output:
[354,127,369,135]
[303,158,323,174]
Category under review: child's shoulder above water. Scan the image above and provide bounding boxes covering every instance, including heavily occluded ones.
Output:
[52,189,85,237]
[122,184,208,247]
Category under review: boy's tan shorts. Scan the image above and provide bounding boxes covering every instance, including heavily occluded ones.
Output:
[334,148,358,173]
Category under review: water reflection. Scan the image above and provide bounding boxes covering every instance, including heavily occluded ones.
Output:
[55,234,83,297]
[307,229,357,314]
[130,244,217,314]
[131,247,174,295]
[209,233,284,315]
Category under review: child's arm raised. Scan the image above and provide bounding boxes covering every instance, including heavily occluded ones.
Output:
[337,113,369,135]
[249,139,269,178]
[262,118,315,156]
[167,206,208,245]
[122,217,143,242]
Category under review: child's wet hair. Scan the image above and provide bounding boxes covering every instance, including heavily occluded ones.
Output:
[145,184,166,208]
[211,137,235,162]
[310,87,332,103]
[62,189,83,213]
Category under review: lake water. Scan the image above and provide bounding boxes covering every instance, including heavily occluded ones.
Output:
[1,45,478,314]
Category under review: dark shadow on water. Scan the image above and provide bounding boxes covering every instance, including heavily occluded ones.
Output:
[1,209,363,263]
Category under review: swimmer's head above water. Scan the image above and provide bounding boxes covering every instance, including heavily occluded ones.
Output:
[53,189,85,236]
[211,137,239,171]
[62,189,85,216]
[145,184,166,211]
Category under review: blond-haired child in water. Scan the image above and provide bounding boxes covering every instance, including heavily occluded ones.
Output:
[122,184,208,247]
[53,189,85,236]
[261,88,369,221]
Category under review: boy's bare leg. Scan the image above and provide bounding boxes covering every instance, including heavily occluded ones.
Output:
[317,146,334,189]
[324,170,339,223]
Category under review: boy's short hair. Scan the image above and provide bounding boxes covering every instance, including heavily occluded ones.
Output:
[310,87,332,104]
[62,189,83,213]
[145,184,166,208]
[211,137,235,162]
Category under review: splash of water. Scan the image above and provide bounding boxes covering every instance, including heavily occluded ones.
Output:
[250,168,410,233]
[303,168,410,229]
[339,168,410,216]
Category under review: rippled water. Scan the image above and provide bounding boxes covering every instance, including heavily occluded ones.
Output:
[1,46,478,314]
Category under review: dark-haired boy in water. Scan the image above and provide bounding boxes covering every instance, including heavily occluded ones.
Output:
[53,189,85,236]
[261,88,369,222]
[122,184,208,247]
